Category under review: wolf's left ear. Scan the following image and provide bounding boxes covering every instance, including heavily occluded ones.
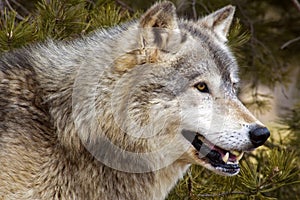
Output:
[199,5,235,42]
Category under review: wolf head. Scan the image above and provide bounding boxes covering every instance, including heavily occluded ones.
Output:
[73,1,270,176]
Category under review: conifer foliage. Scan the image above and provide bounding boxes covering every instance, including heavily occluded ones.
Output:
[0,0,299,199]
[0,0,134,50]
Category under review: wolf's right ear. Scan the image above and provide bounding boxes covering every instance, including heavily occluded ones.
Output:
[139,1,178,30]
[114,1,182,72]
[138,1,180,50]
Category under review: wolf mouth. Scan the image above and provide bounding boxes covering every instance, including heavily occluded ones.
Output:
[182,130,244,175]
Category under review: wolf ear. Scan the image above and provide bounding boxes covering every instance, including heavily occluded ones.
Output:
[199,5,235,42]
[114,2,182,72]
[139,1,178,29]
[138,1,180,50]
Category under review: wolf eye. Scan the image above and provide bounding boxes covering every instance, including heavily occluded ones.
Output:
[195,82,209,93]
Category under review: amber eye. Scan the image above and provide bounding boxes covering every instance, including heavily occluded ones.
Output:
[195,82,209,93]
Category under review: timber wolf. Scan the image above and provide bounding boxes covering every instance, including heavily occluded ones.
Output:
[0,1,270,199]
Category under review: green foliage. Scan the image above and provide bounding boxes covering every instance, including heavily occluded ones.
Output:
[0,0,136,52]
[279,103,300,135]
[239,149,299,198]
[228,19,251,55]
[36,0,89,40]
[0,9,37,51]
[88,1,137,30]
[277,103,300,152]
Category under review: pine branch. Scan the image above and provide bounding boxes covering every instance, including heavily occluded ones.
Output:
[8,0,30,15]
[3,0,25,20]
[192,0,197,20]
[115,0,134,13]
[281,36,300,49]
[291,0,300,12]
[197,191,249,197]
[187,170,193,198]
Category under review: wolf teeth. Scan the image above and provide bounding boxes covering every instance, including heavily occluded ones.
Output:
[222,152,229,163]
[236,152,244,161]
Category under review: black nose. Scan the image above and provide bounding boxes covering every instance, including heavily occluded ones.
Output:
[249,127,270,147]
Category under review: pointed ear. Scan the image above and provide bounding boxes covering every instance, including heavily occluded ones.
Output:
[114,2,182,73]
[139,1,178,29]
[200,5,235,42]
[138,1,181,50]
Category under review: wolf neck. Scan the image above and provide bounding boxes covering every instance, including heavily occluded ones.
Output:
[26,38,188,200]
[49,151,189,199]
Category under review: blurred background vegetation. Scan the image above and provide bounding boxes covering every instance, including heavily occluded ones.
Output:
[0,0,299,199]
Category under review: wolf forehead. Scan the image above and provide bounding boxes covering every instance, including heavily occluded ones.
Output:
[122,23,240,100]
[146,22,240,93]
[178,22,239,81]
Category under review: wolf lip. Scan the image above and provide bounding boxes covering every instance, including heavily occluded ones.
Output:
[183,130,244,175]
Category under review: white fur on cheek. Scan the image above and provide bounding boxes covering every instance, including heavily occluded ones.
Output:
[178,89,215,133]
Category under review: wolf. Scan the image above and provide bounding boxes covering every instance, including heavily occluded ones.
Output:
[0,1,270,199]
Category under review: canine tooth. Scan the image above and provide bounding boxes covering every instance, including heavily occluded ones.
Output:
[222,152,229,163]
[236,152,244,161]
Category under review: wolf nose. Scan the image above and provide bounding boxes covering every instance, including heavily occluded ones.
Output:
[249,127,270,147]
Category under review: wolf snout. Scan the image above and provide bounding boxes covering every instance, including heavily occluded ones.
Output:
[249,127,270,148]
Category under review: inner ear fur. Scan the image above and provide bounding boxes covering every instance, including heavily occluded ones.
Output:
[139,1,178,29]
[138,1,181,50]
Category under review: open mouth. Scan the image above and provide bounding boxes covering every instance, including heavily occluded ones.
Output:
[182,130,244,176]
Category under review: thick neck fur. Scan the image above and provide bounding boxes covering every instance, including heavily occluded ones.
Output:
[0,26,190,199]
[31,146,189,200]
